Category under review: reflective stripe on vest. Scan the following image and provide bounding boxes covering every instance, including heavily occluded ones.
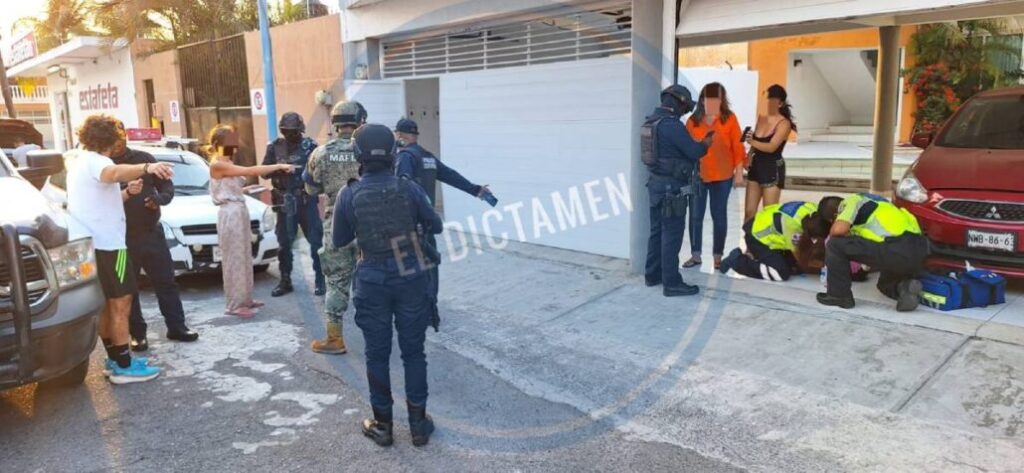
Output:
[752,201,816,251]
[847,195,922,243]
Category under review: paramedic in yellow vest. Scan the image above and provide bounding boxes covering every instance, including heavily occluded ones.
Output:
[719,201,817,281]
[816,194,930,311]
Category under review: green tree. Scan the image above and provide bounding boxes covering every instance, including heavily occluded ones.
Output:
[15,0,96,52]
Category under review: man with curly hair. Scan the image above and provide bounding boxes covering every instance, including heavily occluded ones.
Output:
[66,114,175,384]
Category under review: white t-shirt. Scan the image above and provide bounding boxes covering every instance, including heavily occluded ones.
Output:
[66,150,127,251]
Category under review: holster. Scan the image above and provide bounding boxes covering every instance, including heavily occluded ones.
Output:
[661,190,690,218]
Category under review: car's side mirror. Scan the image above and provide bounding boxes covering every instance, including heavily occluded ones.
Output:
[20,151,65,190]
[911,132,934,149]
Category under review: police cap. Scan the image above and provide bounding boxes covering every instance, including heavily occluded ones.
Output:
[395,117,419,135]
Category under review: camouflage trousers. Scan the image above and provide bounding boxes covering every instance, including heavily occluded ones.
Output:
[318,242,357,324]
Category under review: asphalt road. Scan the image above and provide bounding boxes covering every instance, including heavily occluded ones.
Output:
[0,265,740,472]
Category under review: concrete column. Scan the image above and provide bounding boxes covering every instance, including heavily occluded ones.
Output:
[871,26,901,195]
[628,0,670,273]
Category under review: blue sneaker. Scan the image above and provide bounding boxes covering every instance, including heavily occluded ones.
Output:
[108,359,161,384]
[103,357,150,376]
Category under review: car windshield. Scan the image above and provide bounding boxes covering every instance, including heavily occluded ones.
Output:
[938,94,1024,150]
[153,153,210,195]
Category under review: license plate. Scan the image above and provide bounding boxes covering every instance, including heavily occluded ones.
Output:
[212,246,223,262]
[966,229,1017,253]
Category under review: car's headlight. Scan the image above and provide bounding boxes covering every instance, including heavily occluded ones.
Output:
[262,207,276,233]
[161,221,179,247]
[896,171,929,204]
[47,238,96,289]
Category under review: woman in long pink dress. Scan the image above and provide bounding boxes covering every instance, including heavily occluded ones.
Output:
[206,125,294,317]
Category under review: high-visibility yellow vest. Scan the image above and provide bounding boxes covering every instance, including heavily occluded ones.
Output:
[837,193,922,243]
[751,201,818,251]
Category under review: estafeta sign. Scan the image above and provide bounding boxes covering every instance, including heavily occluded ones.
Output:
[78,83,120,111]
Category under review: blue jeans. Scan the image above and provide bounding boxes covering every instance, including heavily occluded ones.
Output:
[276,192,324,287]
[353,269,431,416]
[689,179,732,258]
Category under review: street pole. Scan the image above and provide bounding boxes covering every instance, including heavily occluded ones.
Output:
[0,33,18,119]
[258,0,278,140]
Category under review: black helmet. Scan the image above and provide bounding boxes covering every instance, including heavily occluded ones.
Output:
[279,112,306,132]
[395,117,419,135]
[353,124,396,163]
[331,100,367,127]
[661,85,694,113]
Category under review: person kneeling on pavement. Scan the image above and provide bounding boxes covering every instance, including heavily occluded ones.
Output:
[333,123,442,448]
[719,201,817,281]
[815,194,930,311]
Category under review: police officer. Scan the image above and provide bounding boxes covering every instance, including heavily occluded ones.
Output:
[816,194,929,311]
[302,101,366,354]
[263,112,326,297]
[333,124,442,448]
[394,117,494,329]
[643,85,714,297]
[718,201,818,281]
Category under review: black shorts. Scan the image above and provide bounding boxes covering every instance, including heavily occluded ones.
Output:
[96,249,138,299]
[748,155,786,189]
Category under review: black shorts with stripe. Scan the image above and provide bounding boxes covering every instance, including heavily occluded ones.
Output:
[95,249,138,299]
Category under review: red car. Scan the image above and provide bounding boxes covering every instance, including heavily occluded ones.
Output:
[895,86,1024,277]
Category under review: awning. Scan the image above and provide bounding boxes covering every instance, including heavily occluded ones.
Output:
[676,0,1024,46]
[6,37,128,78]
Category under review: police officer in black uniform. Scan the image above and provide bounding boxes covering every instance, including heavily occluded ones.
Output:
[333,124,443,448]
[643,85,713,297]
[262,112,326,296]
[394,117,495,330]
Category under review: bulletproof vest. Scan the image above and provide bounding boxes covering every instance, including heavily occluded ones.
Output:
[643,117,695,181]
[319,137,360,203]
[401,144,438,205]
[352,178,418,260]
[272,138,309,191]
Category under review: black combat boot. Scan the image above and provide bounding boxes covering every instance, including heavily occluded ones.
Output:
[271,275,293,297]
[407,401,435,447]
[314,274,326,296]
[361,407,394,447]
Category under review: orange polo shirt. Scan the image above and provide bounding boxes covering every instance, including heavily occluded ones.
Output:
[686,113,745,183]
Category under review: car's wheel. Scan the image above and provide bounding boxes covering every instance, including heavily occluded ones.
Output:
[254,264,270,273]
[39,358,89,389]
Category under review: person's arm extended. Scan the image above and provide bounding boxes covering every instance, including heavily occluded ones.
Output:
[147,154,175,205]
[414,183,444,234]
[212,161,292,179]
[749,120,792,154]
[666,120,708,162]
[395,151,415,179]
[99,162,173,183]
[332,188,356,248]
[830,220,852,237]
[436,158,483,197]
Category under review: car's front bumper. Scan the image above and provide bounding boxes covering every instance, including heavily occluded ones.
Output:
[167,230,279,274]
[0,279,103,389]
[897,195,1024,278]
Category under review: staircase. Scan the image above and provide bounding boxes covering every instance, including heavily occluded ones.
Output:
[808,124,875,145]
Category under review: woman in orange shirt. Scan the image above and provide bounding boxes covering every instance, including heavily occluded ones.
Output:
[683,83,746,270]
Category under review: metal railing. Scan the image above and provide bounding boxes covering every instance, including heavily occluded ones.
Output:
[0,85,50,104]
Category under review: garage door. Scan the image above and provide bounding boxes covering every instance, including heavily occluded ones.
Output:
[438,57,633,258]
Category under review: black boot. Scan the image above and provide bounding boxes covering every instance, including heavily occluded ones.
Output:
[271,275,293,297]
[361,407,394,447]
[663,282,699,297]
[407,401,435,447]
[314,276,326,296]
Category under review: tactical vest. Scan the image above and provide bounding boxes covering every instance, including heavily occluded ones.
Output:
[841,194,922,243]
[400,144,438,205]
[273,137,314,192]
[319,137,360,204]
[751,201,818,251]
[352,179,418,260]
[640,116,664,167]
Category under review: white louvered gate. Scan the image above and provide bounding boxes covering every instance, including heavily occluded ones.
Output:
[381,2,632,79]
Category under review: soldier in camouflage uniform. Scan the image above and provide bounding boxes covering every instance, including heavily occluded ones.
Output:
[302,101,367,354]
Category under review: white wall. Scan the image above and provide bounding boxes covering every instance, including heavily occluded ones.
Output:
[787,52,848,134]
[678,67,760,131]
[812,50,876,125]
[46,47,139,151]
[439,57,633,258]
[342,79,404,127]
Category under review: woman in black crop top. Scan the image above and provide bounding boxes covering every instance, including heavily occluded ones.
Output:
[743,84,796,222]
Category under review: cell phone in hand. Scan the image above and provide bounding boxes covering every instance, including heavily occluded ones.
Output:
[742,126,752,142]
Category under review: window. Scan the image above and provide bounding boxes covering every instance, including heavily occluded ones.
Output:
[381,2,632,78]
[939,95,1024,150]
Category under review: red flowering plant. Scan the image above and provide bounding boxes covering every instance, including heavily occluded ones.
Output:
[903,63,960,134]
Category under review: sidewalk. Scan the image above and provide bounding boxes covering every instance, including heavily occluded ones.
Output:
[426,189,1024,471]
